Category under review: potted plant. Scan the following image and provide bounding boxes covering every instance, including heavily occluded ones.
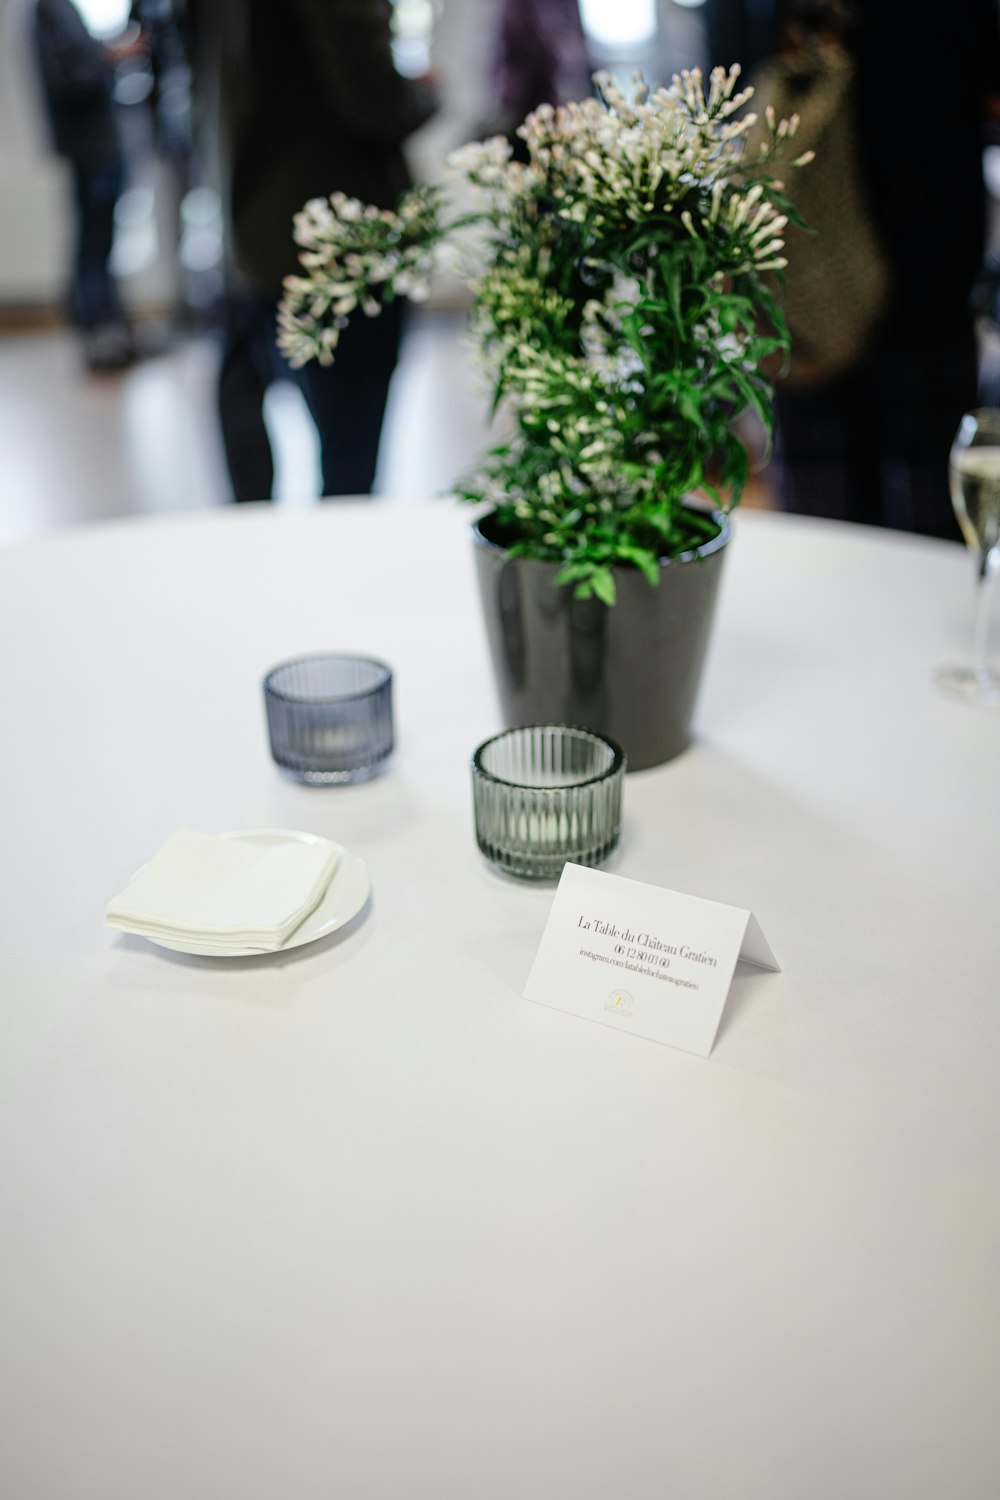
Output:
[278,67,813,769]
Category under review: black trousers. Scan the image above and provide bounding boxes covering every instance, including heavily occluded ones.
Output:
[69,158,126,331]
[217,294,404,501]
[771,324,978,543]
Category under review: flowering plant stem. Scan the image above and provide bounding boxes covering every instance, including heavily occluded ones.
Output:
[279,67,813,603]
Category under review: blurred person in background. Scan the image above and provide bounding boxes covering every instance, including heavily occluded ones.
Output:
[487,0,592,153]
[129,0,196,322]
[712,0,1000,539]
[184,0,437,501]
[705,0,776,81]
[131,0,191,162]
[31,0,136,372]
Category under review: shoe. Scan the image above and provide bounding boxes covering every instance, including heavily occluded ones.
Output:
[82,322,135,373]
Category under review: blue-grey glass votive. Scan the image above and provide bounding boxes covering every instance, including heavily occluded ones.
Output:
[263,654,393,784]
[471,724,625,880]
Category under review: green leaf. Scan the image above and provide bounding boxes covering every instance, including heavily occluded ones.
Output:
[590,567,617,607]
[616,543,661,586]
[677,387,706,433]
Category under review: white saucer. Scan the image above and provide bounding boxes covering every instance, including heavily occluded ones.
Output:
[142,829,370,958]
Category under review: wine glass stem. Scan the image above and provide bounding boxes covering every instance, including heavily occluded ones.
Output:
[970,554,996,671]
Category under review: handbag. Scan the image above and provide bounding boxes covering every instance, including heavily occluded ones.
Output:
[750,44,890,387]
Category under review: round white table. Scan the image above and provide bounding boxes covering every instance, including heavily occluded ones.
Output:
[1,501,998,1499]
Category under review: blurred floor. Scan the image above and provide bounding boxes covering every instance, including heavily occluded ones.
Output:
[0,308,494,546]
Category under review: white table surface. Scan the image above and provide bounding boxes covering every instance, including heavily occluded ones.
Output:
[1,501,998,1500]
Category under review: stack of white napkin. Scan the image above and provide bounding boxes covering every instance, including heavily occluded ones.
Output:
[105,829,341,952]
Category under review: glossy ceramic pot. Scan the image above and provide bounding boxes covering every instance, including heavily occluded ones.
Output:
[472,506,731,771]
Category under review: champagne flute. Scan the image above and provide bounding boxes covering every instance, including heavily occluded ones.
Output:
[935,409,1000,704]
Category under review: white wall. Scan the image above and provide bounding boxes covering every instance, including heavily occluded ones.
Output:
[0,0,70,301]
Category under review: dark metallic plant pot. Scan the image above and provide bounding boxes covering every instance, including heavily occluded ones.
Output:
[472,506,731,771]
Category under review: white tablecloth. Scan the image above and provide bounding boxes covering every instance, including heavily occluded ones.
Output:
[1,501,998,1499]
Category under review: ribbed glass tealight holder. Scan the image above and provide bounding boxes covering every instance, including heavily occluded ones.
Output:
[471,724,625,880]
[263,654,393,784]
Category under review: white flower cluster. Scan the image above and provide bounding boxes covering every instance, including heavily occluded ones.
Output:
[279,66,809,366]
[515,67,797,273]
[277,64,813,571]
[278,189,440,366]
[445,134,515,191]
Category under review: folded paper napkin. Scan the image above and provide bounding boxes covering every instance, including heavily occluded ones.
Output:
[105,829,341,952]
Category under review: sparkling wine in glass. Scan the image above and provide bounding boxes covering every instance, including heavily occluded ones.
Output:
[935,409,1000,704]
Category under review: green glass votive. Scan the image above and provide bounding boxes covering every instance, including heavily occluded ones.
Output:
[471,724,625,881]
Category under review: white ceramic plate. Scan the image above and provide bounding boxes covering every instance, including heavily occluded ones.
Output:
[141,829,371,958]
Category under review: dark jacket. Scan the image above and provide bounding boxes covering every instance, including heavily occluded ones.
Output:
[32,0,121,166]
[186,0,437,295]
[852,0,1000,336]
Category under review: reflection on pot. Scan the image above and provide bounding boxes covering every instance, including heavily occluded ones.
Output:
[472,506,731,771]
